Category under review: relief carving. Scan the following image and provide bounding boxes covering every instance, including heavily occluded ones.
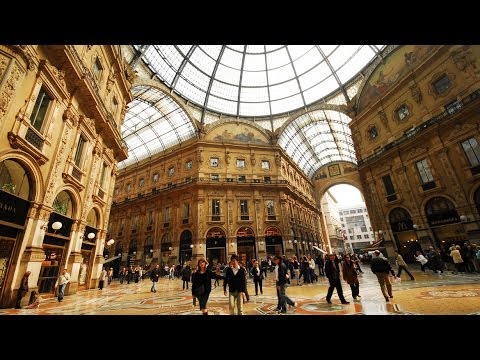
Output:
[451,46,480,80]
[378,110,388,129]
[44,125,70,204]
[106,71,116,93]
[0,61,23,120]
[410,83,422,103]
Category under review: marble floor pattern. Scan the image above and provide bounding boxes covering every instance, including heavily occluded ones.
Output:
[2,268,480,315]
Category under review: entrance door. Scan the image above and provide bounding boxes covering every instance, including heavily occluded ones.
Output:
[206,247,226,265]
[0,237,15,297]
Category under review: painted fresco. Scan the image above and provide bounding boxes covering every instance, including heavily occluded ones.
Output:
[206,123,269,144]
[357,45,436,113]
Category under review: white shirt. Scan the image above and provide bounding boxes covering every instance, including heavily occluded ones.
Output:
[309,259,315,269]
[58,272,70,286]
[231,264,240,275]
[274,264,279,281]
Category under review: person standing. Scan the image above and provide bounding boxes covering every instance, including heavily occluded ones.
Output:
[181,265,192,290]
[324,254,349,305]
[251,260,263,295]
[107,268,114,285]
[192,258,212,315]
[414,251,429,272]
[274,255,297,313]
[99,267,107,290]
[56,268,70,302]
[223,254,247,315]
[450,245,465,274]
[150,264,160,292]
[395,250,415,280]
[342,255,360,301]
[370,250,393,302]
[15,271,31,309]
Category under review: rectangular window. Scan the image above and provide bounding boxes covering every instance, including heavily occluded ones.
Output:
[183,203,190,219]
[361,226,367,232]
[462,137,480,167]
[236,159,245,168]
[264,176,271,183]
[148,210,154,225]
[240,200,249,220]
[210,157,219,167]
[416,159,434,183]
[364,234,369,239]
[433,74,450,95]
[261,160,270,170]
[152,173,159,182]
[74,135,86,167]
[382,174,397,201]
[211,174,219,181]
[164,207,170,224]
[357,235,362,239]
[93,58,102,79]
[112,96,118,115]
[99,163,108,188]
[238,175,246,182]
[30,87,52,132]
[349,236,354,240]
[212,199,220,221]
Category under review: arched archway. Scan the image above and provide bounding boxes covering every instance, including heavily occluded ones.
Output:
[236,226,256,269]
[179,230,192,265]
[0,158,36,306]
[160,233,172,266]
[128,239,138,267]
[389,207,420,263]
[264,226,283,258]
[424,196,463,250]
[38,190,77,294]
[143,235,154,267]
[206,227,226,265]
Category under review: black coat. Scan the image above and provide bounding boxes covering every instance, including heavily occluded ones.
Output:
[324,259,340,282]
[277,262,289,286]
[251,266,263,281]
[191,270,212,297]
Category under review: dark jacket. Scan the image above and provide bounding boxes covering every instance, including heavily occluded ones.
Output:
[324,259,340,282]
[223,266,247,293]
[191,270,212,297]
[276,261,289,286]
[150,267,161,282]
[342,260,358,284]
[181,266,192,281]
[370,256,392,274]
[251,266,263,281]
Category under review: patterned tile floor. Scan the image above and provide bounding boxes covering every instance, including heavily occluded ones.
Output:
[1,268,480,315]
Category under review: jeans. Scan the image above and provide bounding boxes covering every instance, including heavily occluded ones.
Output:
[397,265,414,280]
[58,283,67,302]
[276,283,295,312]
[151,281,157,292]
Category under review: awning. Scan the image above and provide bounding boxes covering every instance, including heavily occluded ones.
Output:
[103,255,121,264]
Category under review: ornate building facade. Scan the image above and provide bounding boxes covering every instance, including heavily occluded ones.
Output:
[0,45,132,307]
[108,120,325,272]
[350,45,480,261]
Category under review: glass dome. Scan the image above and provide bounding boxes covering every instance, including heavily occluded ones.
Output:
[137,45,385,117]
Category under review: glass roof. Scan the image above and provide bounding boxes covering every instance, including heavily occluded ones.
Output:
[118,86,197,169]
[278,109,355,178]
[137,45,384,117]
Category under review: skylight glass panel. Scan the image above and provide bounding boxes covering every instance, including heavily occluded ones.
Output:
[298,61,331,90]
[241,70,267,86]
[270,94,303,114]
[221,47,244,68]
[266,45,284,52]
[175,77,206,105]
[243,54,266,72]
[318,45,338,57]
[190,47,218,76]
[336,46,374,83]
[268,65,296,85]
[207,95,238,114]
[246,45,265,53]
[213,64,241,85]
[240,86,269,102]
[210,80,239,101]
[327,45,360,70]
[269,79,300,100]
[292,47,323,75]
[266,47,290,69]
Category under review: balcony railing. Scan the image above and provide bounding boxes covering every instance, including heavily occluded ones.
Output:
[358,88,480,167]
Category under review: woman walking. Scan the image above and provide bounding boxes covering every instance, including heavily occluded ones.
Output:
[342,255,360,301]
[191,258,212,315]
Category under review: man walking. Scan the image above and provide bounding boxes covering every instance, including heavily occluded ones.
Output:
[324,253,349,305]
[394,250,415,280]
[224,254,247,315]
[150,264,160,292]
[371,250,393,302]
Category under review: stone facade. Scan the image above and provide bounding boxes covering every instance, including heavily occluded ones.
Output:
[0,45,131,308]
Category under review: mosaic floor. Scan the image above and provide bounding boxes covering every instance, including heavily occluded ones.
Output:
[2,268,480,315]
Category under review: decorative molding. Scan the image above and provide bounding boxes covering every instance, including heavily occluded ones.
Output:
[447,122,477,141]
[61,172,85,192]
[410,83,422,103]
[7,131,48,165]
[38,59,70,100]
[450,45,480,80]
[44,124,70,204]
[378,110,388,129]
[405,146,427,160]
[0,58,23,120]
